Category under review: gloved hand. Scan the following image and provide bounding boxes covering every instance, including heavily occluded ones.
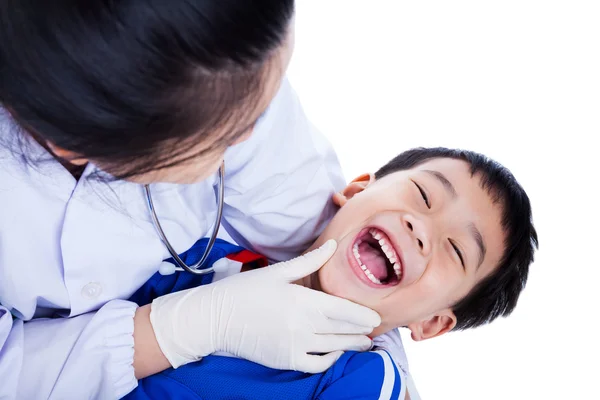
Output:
[149,239,381,373]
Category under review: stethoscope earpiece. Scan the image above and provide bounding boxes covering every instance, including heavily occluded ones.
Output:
[158,261,180,276]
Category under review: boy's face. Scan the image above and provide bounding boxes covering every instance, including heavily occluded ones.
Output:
[312,158,506,339]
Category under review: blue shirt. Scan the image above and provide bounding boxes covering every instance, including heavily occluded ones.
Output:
[124,238,405,400]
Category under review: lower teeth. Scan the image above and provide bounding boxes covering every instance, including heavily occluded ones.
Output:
[353,243,382,284]
[362,266,382,284]
[354,242,385,285]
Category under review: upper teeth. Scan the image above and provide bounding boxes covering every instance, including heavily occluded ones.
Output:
[353,229,402,284]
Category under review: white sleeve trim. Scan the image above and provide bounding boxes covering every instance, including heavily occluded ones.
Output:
[374,350,405,400]
[405,373,422,400]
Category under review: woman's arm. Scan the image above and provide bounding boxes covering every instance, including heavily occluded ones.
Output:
[133,304,171,379]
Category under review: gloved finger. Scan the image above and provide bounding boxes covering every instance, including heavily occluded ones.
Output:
[315,319,374,335]
[311,290,381,328]
[272,239,337,282]
[295,351,344,374]
[310,334,372,354]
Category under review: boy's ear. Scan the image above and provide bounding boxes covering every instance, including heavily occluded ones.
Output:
[333,173,375,207]
[407,309,457,342]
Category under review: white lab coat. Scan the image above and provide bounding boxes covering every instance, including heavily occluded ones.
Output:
[0,79,346,399]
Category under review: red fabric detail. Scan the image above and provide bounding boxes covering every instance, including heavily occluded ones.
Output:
[226,250,268,268]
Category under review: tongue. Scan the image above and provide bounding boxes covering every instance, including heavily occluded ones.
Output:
[358,241,388,280]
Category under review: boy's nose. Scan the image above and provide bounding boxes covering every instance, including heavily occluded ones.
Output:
[402,214,431,256]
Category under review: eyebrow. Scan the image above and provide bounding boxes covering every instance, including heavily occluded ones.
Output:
[469,223,487,269]
[424,170,457,198]
[424,169,486,269]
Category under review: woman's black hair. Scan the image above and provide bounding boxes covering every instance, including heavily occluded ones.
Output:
[0,0,294,179]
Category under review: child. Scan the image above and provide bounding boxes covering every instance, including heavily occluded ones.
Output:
[124,147,538,399]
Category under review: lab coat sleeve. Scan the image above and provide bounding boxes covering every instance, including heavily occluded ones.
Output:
[221,78,346,262]
[0,300,138,400]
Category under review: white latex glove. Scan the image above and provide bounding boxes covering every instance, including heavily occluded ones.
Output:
[149,239,381,373]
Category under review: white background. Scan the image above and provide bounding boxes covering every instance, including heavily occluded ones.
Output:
[288,1,599,399]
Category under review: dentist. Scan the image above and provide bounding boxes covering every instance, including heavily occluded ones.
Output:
[0,1,380,398]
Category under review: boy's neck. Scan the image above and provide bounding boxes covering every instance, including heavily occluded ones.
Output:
[295,273,321,291]
[239,263,320,291]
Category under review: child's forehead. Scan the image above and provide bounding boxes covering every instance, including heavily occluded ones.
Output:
[412,157,472,174]
[378,158,474,183]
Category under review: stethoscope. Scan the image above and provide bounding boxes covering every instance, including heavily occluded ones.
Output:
[145,161,225,276]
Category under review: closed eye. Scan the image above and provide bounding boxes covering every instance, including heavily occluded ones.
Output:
[413,181,431,208]
[449,239,465,269]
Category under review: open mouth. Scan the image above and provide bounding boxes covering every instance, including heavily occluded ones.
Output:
[352,228,403,286]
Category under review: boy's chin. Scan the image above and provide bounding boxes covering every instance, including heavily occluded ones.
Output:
[370,326,390,338]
